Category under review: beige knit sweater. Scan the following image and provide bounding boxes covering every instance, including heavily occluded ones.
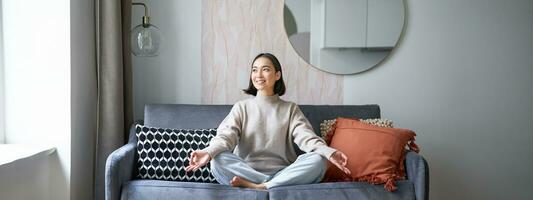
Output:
[203,93,336,175]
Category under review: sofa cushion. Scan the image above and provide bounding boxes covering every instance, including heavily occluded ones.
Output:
[135,124,217,183]
[121,180,268,200]
[323,118,419,191]
[269,181,415,200]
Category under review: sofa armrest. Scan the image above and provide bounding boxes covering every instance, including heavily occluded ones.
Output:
[405,151,429,200]
[105,142,136,200]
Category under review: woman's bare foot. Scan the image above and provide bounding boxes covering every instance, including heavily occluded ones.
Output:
[229,176,266,190]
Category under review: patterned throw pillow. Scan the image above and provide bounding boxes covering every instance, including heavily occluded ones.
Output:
[135,124,218,183]
[320,118,394,144]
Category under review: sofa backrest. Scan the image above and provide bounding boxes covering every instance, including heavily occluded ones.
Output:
[299,105,381,133]
[136,103,380,137]
[144,104,233,130]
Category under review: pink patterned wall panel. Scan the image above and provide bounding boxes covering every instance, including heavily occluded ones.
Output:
[202,0,343,104]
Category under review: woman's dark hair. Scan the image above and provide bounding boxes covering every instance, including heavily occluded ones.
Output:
[243,53,286,96]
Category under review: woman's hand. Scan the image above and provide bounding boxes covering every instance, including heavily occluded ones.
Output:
[329,151,351,175]
[185,150,212,172]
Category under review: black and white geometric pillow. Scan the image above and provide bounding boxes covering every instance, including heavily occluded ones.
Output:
[135,124,218,183]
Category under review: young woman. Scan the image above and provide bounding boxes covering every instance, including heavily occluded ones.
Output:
[185,53,350,189]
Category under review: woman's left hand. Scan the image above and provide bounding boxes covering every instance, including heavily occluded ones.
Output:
[329,151,351,175]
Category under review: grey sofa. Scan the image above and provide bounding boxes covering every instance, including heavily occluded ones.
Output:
[106,104,429,200]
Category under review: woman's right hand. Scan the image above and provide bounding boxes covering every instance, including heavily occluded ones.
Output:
[329,150,351,176]
[185,150,212,172]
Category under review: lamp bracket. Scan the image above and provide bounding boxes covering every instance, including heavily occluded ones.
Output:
[133,2,150,27]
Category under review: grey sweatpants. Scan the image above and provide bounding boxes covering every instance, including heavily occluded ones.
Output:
[210,151,327,189]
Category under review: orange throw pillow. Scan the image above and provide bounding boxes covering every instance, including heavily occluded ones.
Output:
[322,117,420,192]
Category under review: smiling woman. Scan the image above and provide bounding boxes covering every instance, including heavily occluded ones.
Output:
[243,53,285,97]
[186,53,351,190]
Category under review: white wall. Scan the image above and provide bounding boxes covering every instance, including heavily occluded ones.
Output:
[132,0,202,120]
[344,0,533,199]
[0,0,5,144]
[132,0,533,199]
[1,0,71,199]
[70,0,96,199]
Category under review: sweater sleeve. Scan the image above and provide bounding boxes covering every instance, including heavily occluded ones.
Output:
[203,103,242,158]
[289,104,337,159]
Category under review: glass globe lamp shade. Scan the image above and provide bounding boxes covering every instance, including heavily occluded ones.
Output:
[131,24,161,57]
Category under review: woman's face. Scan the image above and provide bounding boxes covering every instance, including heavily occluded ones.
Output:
[251,57,281,95]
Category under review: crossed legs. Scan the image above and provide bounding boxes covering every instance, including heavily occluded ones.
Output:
[210,151,326,189]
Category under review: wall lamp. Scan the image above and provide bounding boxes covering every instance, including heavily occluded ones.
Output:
[131,2,162,57]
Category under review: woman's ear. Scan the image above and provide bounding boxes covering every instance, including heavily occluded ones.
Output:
[276,71,281,81]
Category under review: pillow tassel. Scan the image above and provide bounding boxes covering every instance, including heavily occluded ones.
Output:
[384,178,398,192]
[408,139,420,153]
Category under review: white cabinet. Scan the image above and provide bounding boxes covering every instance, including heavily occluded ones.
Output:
[367,0,404,47]
[323,0,367,48]
[321,0,403,48]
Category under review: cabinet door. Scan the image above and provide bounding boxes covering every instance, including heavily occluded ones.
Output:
[366,0,404,47]
[323,0,367,48]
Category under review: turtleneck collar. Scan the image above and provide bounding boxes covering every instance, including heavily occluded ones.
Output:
[254,92,280,103]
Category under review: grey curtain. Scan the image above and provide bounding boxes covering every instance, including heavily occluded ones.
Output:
[95,0,133,199]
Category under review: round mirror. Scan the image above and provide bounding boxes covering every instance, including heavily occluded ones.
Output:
[284,0,405,74]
